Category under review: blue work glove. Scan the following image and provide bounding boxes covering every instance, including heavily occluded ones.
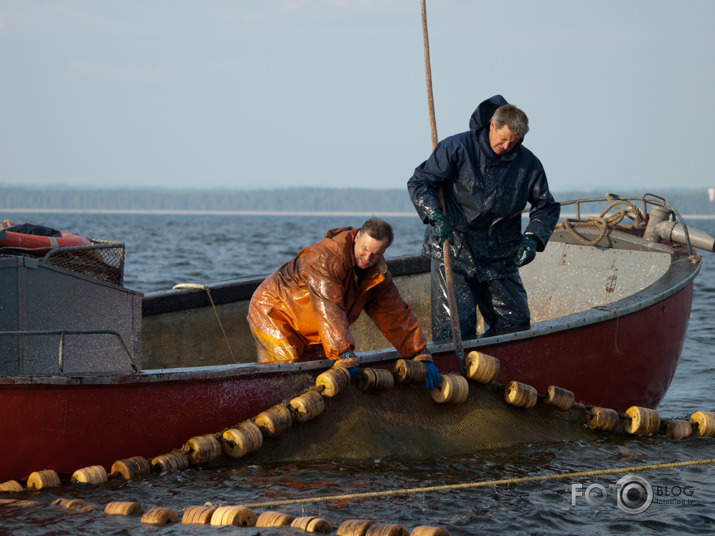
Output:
[424,362,442,391]
[338,351,359,380]
[427,209,454,246]
[514,233,537,268]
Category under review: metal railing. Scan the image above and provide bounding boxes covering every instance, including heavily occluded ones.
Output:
[0,329,138,374]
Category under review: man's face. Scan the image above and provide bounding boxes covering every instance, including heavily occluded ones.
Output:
[354,231,389,270]
[489,122,519,155]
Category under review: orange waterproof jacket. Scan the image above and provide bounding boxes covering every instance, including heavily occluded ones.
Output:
[247,227,427,360]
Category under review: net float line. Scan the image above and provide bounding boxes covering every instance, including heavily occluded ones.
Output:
[11,352,711,494]
[1,494,454,535]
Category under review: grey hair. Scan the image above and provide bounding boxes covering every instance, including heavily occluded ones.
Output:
[491,104,529,139]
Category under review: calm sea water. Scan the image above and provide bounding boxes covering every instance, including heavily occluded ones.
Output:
[1,211,714,535]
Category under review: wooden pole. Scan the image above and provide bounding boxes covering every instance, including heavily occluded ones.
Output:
[420,0,465,374]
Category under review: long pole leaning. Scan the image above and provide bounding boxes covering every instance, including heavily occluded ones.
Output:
[420,0,465,375]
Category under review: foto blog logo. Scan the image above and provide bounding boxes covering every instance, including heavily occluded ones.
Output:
[571,474,654,514]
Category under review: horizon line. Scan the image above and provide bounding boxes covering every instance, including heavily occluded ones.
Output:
[3,207,715,219]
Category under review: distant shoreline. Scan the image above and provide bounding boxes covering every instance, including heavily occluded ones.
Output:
[1,208,419,217]
[2,208,715,219]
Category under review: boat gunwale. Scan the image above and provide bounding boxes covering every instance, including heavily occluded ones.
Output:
[0,228,700,387]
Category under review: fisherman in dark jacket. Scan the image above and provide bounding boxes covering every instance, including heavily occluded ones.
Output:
[407,95,560,340]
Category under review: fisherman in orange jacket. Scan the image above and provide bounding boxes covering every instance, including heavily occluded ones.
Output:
[247,217,441,389]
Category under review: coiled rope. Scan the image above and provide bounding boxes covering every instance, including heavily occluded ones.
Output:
[558,193,645,246]
[233,458,715,509]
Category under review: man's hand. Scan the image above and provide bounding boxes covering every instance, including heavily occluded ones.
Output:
[337,351,359,380]
[514,233,537,268]
[424,362,442,391]
[413,352,442,390]
[427,209,454,245]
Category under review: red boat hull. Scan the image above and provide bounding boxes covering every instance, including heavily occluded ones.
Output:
[0,368,315,482]
[481,283,693,411]
[0,282,692,482]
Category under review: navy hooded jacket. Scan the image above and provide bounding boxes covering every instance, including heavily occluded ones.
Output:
[407,95,560,282]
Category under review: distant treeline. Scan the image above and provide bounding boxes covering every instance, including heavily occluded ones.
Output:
[1,185,715,215]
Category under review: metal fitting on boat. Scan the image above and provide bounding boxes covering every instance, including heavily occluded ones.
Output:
[644,205,715,251]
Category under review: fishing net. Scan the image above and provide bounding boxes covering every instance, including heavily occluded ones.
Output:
[43,239,125,286]
[242,378,602,464]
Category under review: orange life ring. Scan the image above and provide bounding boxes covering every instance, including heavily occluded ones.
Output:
[0,221,92,256]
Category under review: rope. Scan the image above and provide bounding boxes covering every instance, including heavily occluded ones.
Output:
[172,283,236,363]
[557,193,645,246]
[204,287,237,363]
[231,458,715,509]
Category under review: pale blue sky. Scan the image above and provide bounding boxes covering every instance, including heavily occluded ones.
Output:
[2,1,714,194]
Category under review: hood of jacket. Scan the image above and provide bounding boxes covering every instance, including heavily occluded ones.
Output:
[468,94,522,163]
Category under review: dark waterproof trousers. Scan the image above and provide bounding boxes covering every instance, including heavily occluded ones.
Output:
[430,258,530,341]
